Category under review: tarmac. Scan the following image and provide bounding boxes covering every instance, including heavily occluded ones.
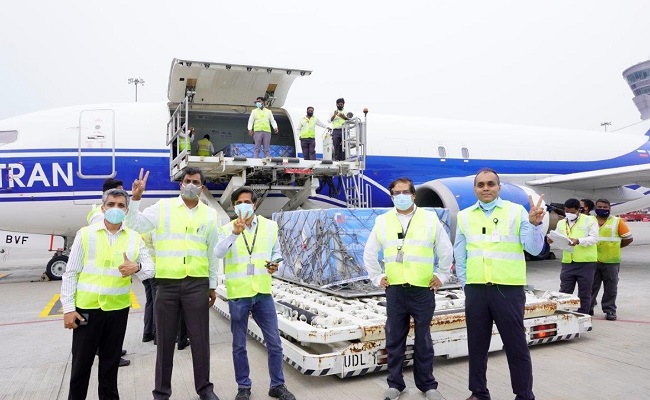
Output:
[1,223,649,400]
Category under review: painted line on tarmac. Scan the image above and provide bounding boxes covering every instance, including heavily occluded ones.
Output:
[38,291,141,318]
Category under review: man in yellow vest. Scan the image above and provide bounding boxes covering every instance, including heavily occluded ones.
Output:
[215,187,296,400]
[330,97,349,161]
[363,177,453,400]
[454,168,546,400]
[197,134,215,157]
[549,198,598,314]
[61,188,154,400]
[126,167,221,400]
[86,177,133,367]
[297,106,329,160]
[247,96,278,158]
[590,198,633,320]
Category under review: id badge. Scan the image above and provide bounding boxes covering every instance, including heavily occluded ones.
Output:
[396,250,404,263]
[491,230,501,242]
[247,263,255,275]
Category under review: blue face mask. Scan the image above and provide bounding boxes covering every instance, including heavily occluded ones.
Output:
[595,209,610,217]
[393,194,414,211]
[255,102,262,109]
[234,203,255,219]
[105,208,126,224]
[479,200,498,211]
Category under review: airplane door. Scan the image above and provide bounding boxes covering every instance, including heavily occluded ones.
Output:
[74,109,116,206]
[77,109,116,179]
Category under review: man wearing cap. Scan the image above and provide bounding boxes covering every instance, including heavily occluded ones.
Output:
[330,98,349,161]
[247,96,278,158]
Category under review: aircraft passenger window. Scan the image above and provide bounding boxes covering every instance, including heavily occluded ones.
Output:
[462,147,470,159]
[437,146,446,158]
[0,130,18,145]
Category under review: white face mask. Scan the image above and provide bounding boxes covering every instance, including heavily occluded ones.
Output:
[565,212,578,221]
[181,183,201,200]
[234,203,254,219]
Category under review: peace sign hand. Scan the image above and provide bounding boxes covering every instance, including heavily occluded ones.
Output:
[131,168,150,201]
[528,194,546,226]
[231,210,247,235]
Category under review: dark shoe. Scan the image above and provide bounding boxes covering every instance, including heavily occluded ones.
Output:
[606,312,617,321]
[465,395,489,400]
[268,384,296,400]
[177,337,190,350]
[198,392,219,400]
[588,309,594,316]
[121,349,127,356]
[142,333,155,342]
[235,388,251,400]
[118,358,130,367]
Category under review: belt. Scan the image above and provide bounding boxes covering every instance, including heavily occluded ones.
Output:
[485,282,494,286]
[393,283,418,288]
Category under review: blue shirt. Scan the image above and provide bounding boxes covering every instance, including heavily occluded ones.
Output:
[453,198,545,286]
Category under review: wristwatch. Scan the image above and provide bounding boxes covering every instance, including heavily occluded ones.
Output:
[137,263,142,272]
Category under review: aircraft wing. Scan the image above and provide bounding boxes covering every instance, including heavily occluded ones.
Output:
[526,163,650,189]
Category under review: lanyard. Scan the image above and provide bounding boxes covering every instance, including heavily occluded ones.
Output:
[241,222,259,258]
[397,213,415,251]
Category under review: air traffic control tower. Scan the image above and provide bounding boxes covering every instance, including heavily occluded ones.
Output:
[623,59,650,120]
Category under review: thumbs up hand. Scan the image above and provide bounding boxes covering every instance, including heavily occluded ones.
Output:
[118,252,139,277]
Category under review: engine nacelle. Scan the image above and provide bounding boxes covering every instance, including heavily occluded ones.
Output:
[415,177,550,243]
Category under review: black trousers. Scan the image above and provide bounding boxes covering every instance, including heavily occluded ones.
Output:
[465,284,534,400]
[590,262,620,314]
[68,307,129,400]
[300,138,316,160]
[143,278,157,337]
[560,262,596,314]
[152,277,213,400]
[385,285,438,393]
[332,129,344,161]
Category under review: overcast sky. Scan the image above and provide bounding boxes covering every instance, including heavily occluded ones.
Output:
[1,0,649,131]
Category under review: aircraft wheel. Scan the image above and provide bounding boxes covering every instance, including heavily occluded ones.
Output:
[46,255,68,280]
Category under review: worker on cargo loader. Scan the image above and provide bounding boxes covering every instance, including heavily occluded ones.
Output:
[363,177,453,400]
[330,97,349,161]
[454,168,546,400]
[548,198,598,314]
[247,96,278,158]
[296,106,330,160]
[589,198,633,321]
[215,186,296,400]
[197,134,215,157]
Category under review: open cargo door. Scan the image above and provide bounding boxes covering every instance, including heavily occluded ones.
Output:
[167,58,312,107]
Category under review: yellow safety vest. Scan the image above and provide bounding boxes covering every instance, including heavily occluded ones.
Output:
[374,208,438,287]
[220,216,278,299]
[76,225,141,310]
[179,135,191,152]
[252,108,272,132]
[154,199,216,279]
[332,108,347,129]
[597,217,622,263]
[86,204,102,225]
[197,138,211,156]
[299,117,318,139]
[458,201,527,285]
[557,215,598,263]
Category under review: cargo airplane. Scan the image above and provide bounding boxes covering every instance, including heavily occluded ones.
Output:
[2,58,650,279]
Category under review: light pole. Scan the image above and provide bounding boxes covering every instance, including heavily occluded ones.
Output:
[127,78,145,102]
[600,121,611,132]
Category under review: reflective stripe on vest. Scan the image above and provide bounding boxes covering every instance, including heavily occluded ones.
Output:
[76,227,141,311]
[154,199,213,279]
[557,215,598,263]
[375,208,438,287]
[597,216,622,263]
[332,108,346,129]
[197,138,211,156]
[252,108,272,132]
[299,117,317,139]
[458,201,527,285]
[220,216,278,299]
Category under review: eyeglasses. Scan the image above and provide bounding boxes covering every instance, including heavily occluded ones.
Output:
[392,190,412,196]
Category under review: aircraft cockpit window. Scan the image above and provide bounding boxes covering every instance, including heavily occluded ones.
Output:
[0,130,18,146]
[461,147,470,159]
[437,146,447,158]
